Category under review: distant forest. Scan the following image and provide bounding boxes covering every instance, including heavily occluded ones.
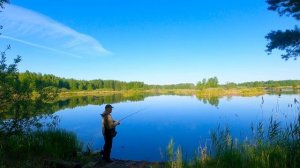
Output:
[18,71,300,91]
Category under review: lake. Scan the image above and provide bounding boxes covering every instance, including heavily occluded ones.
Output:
[52,93,299,161]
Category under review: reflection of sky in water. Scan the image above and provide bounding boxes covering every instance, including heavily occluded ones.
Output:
[54,94,300,161]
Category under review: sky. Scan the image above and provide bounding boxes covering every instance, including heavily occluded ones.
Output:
[0,0,299,85]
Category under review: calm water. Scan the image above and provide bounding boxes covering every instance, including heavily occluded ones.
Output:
[53,94,299,161]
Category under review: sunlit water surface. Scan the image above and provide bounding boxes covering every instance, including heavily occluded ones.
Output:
[53,94,299,161]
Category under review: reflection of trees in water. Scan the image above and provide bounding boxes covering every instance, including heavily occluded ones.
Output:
[13,93,160,116]
[1,93,151,132]
[0,46,59,134]
[2,92,223,126]
[196,95,220,107]
[266,89,300,97]
[42,93,221,114]
[1,99,60,135]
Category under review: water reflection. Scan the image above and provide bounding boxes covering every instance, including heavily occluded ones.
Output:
[0,99,59,134]
[196,96,220,107]
[50,93,155,112]
[267,88,300,97]
[11,93,224,115]
[51,93,300,161]
[3,91,298,131]
[2,91,299,120]
[3,92,299,161]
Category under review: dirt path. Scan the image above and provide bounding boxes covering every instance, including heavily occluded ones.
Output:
[83,159,162,168]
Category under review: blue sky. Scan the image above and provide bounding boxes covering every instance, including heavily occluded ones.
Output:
[0,0,299,84]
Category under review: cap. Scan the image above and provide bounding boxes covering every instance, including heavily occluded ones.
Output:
[105,104,113,109]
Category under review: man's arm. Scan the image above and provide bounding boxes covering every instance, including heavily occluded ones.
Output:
[107,115,120,129]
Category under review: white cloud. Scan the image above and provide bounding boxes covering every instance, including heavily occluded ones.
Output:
[0,4,110,57]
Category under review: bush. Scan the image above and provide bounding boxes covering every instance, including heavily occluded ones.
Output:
[0,129,82,167]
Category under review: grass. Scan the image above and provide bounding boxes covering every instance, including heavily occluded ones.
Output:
[58,87,266,99]
[196,87,265,97]
[0,129,83,167]
[164,100,300,168]
[165,139,185,168]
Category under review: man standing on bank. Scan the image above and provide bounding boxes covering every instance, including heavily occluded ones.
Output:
[101,104,120,162]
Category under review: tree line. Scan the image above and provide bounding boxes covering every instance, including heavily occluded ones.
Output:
[235,80,300,88]
[18,71,145,91]
[15,72,300,91]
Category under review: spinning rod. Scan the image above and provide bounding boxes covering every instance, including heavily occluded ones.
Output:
[119,107,148,122]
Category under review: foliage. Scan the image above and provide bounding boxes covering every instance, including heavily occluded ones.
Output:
[16,71,199,91]
[166,139,184,168]
[0,3,82,166]
[38,86,59,101]
[266,27,300,60]
[266,0,300,60]
[7,70,300,93]
[0,50,60,134]
[236,79,300,88]
[196,95,220,107]
[267,0,300,20]
[149,83,195,90]
[224,82,237,89]
[0,129,82,167]
[196,77,219,90]
[166,100,300,168]
[0,50,80,163]
[196,88,265,99]
[18,71,146,91]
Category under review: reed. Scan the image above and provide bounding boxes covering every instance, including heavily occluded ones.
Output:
[0,129,83,167]
[166,99,300,168]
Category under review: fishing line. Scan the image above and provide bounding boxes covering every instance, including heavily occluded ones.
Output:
[119,107,148,122]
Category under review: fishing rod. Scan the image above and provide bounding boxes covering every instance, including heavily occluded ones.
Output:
[119,107,147,122]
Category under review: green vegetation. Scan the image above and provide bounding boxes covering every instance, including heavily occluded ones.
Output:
[196,88,265,97]
[13,71,300,97]
[0,49,83,167]
[265,0,300,60]
[197,77,219,89]
[237,80,300,88]
[164,102,300,168]
[0,129,82,167]
[0,55,83,167]
[1,1,299,167]
[19,71,146,91]
[0,2,84,165]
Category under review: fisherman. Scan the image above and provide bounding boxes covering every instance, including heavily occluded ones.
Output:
[100,104,120,163]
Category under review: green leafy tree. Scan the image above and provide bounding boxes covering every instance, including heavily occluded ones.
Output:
[266,0,300,60]
[0,1,58,135]
[0,49,59,135]
[197,77,219,89]
[196,78,207,90]
[207,77,219,88]
[292,83,298,89]
[38,86,59,101]
[224,82,237,89]
[103,80,115,90]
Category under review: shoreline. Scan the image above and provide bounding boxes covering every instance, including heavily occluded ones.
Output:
[58,88,268,99]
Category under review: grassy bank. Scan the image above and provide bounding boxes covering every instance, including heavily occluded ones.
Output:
[196,87,266,97]
[58,87,266,99]
[165,114,300,168]
[57,89,195,98]
[0,129,83,167]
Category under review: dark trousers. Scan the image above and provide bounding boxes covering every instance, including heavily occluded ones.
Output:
[103,133,113,161]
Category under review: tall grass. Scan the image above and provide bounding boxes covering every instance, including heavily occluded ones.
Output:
[165,99,300,168]
[0,129,82,167]
[165,139,184,168]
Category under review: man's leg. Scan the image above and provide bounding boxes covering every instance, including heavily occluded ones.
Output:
[103,135,113,162]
